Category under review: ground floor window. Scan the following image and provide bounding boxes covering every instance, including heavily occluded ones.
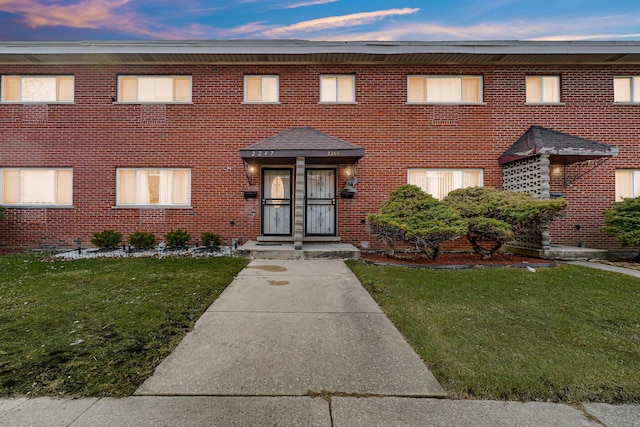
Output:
[408,168,483,200]
[1,168,72,205]
[117,168,190,206]
[615,169,640,200]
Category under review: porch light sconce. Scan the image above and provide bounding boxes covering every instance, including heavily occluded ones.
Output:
[340,162,359,199]
[243,161,255,186]
[549,164,564,179]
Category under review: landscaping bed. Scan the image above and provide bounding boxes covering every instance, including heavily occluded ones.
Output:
[361,251,555,269]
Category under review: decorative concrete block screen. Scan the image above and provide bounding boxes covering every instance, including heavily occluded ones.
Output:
[502,155,551,250]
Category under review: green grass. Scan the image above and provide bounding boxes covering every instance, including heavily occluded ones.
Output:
[347,262,640,403]
[0,254,248,398]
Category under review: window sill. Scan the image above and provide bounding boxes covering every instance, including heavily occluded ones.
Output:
[612,102,640,106]
[112,205,193,209]
[3,205,73,208]
[112,101,193,105]
[525,102,565,106]
[318,102,358,105]
[405,102,487,106]
[1,102,75,105]
[241,101,281,105]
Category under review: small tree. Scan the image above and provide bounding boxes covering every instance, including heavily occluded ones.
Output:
[603,197,640,260]
[368,185,464,259]
[444,187,567,259]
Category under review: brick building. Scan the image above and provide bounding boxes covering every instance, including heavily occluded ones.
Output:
[0,40,639,254]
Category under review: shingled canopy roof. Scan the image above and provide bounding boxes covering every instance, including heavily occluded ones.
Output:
[498,126,618,165]
[240,127,364,165]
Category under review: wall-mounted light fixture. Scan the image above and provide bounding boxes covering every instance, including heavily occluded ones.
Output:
[243,161,255,186]
[340,161,359,199]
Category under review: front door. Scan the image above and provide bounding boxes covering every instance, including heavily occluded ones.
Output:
[305,168,336,236]
[262,169,292,236]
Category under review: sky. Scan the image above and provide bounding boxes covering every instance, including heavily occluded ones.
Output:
[0,0,639,42]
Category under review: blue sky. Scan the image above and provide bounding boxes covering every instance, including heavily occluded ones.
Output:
[0,0,639,41]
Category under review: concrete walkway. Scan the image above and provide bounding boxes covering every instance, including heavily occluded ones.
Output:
[1,259,639,426]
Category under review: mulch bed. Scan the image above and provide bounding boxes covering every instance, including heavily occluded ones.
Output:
[361,251,556,269]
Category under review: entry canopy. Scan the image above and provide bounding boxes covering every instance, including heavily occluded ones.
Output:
[499,125,619,165]
[240,127,365,165]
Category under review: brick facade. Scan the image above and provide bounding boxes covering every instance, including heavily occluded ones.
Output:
[1,42,639,251]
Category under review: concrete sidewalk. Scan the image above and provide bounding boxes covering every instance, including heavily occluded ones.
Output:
[1,259,639,426]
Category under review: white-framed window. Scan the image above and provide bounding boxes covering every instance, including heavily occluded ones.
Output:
[320,75,355,103]
[407,75,482,104]
[117,76,191,103]
[244,75,279,103]
[408,168,483,200]
[525,76,560,104]
[615,169,640,200]
[1,75,74,103]
[117,168,190,207]
[1,168,72,206]
[613,77,640,103]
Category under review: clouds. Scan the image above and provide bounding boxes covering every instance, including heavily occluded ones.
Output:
[0,0,638,42]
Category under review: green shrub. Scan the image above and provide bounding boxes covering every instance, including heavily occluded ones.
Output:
[91,229,123,249]
[128,231,156,249]
[444,187,567,259]
[165,229,191,247]
[0,206,5,220]
[603,197,640,260]
[368,185,464,259]
[201,232,222,247]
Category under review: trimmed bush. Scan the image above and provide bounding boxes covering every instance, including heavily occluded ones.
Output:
[603,197,640,260]
[201,232,222,247]
[368,185,464,259]
[128,231,156,249]
[90,229,123,249]
[165,229,191,247]
[444,187,567,259]
[0,206,5,220]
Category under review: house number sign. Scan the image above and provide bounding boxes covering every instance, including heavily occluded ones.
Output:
[251,151,275,157]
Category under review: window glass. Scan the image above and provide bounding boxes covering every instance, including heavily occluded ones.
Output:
[117,168,190,206]
[526,76,560,103]
[1,168,72,205]
[320,76,354,103]
[408,169,483,200]
[1,76,74,102]
[117,76,191,103]
[244,75,279,103]
[407,76,481,103]
[615,169,640,200]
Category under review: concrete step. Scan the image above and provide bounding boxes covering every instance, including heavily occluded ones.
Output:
[237,241,360,260]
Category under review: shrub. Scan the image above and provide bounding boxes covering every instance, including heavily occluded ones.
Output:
[128,231,156,249]
[201,232,222,247]
[368,185,464,259]
[0,206,5,220]
[90,229,123,249]
[603,197,640,260]
[165,229,191,247]
[444,187,567,259]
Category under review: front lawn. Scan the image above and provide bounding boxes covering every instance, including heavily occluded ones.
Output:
[0,254,248,397]
[347,262,640,403]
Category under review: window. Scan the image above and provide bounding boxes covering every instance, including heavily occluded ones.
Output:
[407,76,481,104]
[117,168,190,206]
[1,76,74,103]
[526,76,560,103]
[1,168,72,205]
[320,75,355,103]
[408,169,483,200]
[117,76,191,103]
[244,75,278,103]
[615,169,640,200]
[613,77,640,103]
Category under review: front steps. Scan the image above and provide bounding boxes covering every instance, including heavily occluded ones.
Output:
[237,241,360,260]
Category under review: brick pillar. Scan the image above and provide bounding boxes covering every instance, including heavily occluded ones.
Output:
[294,157,305,249]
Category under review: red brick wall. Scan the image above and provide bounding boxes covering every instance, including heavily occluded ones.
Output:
[0,63,638,250]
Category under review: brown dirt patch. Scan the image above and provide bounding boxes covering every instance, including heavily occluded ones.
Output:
[361,251,555,269]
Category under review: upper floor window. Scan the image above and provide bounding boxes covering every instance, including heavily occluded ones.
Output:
[320,75,355,103]
[1,76,74,103]
[117,76,191,103]
[1,168,72,206]
[613,77,640,103]
[117,168,190,207]
[407,76,482,104]
[526,76,560,104]
[615,169,640,200]
[408,168,483,200]
[244,75,278,103]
